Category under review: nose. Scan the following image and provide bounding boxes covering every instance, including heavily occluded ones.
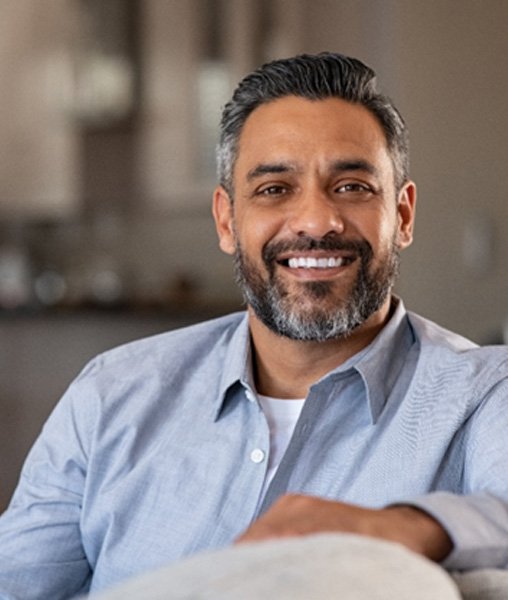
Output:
[287,188,345,238]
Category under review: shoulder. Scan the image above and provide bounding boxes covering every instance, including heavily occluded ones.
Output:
[83,311,247,376]
[407,311,478,352]
[65,311,249,411]
[407,310,508,388]
[52,311,249,435]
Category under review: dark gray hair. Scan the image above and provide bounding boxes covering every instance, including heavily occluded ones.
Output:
[217,52,409,196]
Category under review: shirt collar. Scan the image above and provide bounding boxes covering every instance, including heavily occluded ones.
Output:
[317,297,416,422]
[214,298,416,422]
[214,312,253,420]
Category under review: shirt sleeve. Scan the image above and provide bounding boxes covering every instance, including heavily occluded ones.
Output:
[0,365,96,599]
[402,376,508,570]
[408,492,508,569]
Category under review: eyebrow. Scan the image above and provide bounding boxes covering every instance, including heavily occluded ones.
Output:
[245,159,379,182]
[246,162,299,182]
[329,159,379,177]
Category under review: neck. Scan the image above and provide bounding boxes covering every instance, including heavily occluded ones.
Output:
[248,298,393,398]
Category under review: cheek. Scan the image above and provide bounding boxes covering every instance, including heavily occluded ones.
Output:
[236,208,282,253]
[351,210,398,254]
[374,226,398,255]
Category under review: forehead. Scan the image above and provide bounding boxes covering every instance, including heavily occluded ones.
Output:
[234,96,393,180]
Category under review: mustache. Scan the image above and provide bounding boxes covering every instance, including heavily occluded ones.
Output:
[262,234,373,266]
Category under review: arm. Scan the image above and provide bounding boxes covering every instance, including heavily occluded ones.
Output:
[0,370,94,599]
[406,376,508,570]
[236,494,453,561]
[403,374,508,571]
[239,377,508,569]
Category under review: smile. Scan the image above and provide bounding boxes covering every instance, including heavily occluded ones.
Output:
[287,256,345,269]
[277,254,357,270]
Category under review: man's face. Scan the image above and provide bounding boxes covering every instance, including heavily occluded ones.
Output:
[213,96,415,341]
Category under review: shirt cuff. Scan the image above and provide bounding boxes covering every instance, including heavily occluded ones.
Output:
[393,491,508,570]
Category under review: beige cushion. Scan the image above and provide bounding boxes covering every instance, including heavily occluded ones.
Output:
[89,533,461,599]
[452,569,508,600]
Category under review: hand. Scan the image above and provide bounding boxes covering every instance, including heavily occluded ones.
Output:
[236,494,453,561]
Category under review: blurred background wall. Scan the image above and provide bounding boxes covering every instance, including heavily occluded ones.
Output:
[1,0,508,509]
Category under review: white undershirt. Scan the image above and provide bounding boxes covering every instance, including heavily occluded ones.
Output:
[257,394,306,503]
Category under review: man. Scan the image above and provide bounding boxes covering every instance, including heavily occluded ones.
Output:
[1,52,508,599]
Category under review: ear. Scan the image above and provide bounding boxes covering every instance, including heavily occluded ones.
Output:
[212,186,236,255]
[395,180,417,249]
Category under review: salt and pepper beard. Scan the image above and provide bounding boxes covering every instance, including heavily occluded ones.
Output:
[233,232,400,341]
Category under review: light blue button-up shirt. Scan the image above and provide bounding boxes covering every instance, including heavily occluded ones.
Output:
[1,299,508,599]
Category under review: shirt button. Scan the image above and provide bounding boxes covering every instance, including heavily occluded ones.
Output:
[250,448,265,463]
[246,391,256,403]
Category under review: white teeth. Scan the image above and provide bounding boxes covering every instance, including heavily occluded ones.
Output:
[287,257,345,269]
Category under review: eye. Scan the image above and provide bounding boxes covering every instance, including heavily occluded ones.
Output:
[256,184,289,197]
[335,182,372,193]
